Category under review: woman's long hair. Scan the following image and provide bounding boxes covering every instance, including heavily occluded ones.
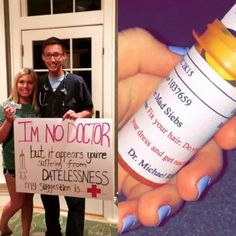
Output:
[8,68,40,114]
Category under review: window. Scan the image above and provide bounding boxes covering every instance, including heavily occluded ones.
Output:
[27,0,101,16]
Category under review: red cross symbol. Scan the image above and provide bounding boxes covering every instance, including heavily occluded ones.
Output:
[87,184,101,198]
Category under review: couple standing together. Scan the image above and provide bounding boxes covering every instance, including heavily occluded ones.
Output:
[0,37,93,236]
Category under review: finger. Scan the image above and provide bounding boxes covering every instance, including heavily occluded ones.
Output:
[118,155,154,199]
[127,182,153,200]
[4,106,15,113]
[176,139,223,201]
[118,28,181,81]
[5,108,15,120]
[70,114,77,120]
[121,173,140,197]
[137,183,183,226]
[118,73,162,128]
[118,161,129,192]
[118,199,139,233]
[62,110,74,120]
[119,156,158,200]
[214,116,236,150]
[62,113,68,120]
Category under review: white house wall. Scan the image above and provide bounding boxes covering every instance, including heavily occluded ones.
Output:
[1,0,117,221]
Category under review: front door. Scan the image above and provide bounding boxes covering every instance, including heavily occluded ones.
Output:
[22,26,104,215]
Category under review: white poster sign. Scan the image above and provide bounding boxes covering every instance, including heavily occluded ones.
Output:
[14,118,114,200]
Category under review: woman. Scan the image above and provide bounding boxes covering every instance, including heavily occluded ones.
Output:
[0,68,39,236]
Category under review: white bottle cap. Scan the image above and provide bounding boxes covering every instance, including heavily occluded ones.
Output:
[221,4,236,31]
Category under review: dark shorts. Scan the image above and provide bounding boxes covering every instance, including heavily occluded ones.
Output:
[3,168,15,178]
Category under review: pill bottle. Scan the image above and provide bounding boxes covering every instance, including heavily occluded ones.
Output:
[118,5,236,187]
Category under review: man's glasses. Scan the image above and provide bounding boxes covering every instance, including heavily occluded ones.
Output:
[43,52,63,60]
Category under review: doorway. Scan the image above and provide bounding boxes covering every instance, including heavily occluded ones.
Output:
[22,26,104,215]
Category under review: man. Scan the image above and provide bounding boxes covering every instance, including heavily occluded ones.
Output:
[38,37,93,236]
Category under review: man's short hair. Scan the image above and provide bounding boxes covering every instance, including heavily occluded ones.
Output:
[42,37,65,53]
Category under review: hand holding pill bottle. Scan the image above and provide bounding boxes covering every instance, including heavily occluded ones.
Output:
[119,4,236,187]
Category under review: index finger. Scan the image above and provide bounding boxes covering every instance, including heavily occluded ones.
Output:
[214,116,236,150]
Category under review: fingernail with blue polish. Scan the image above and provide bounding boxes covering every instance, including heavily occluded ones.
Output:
[197,175,211,199]
[120,214,138,234]
[157,205,171,226]
[168,46,190,56]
